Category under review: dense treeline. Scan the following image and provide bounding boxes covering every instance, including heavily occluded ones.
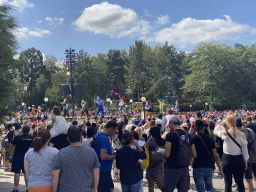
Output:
[2,5,256,120]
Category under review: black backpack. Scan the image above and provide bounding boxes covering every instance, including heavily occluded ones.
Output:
[173,131,192,167]
[89,133,105,160]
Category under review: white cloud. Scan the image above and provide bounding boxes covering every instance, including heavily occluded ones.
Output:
[150,15,250,46]
[251,28,256,34]
[0,0,8,5]
[144,9,153,17]
[38,20,42,24]
[14,27,51,39]
[8,0,34,11]
[46,17,65,25]
[74,2,151,38]
[156,15,170,25]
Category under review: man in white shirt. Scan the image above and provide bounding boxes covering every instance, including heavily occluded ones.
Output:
[156,113,165,134]
[165,109,176,126]
[125,119,135,132]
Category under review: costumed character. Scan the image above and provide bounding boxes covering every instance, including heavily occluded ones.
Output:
[119,97,126,113]
[174,100,179,112]
[50,106,69,138]
[23,104,27,114]
[95,96,104,116]
[37,106,42,113]
[110,101,115,113]
[159,98,163,112]
[60,98,68,117]
[32,105,36,113]
[145,101,150,111]
[81,100,89,116]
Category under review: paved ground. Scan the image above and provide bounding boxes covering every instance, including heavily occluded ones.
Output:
[0,164,227,192]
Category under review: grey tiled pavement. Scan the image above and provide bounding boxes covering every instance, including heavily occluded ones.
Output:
[0,165,228,192]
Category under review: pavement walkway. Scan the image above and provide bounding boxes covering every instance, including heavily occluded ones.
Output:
[0,165,227,192]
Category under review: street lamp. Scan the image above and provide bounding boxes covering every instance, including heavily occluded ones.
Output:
[65,48,77,118]
[130,99,133,111]
[190,104,192,112]
[141,97,146,120]
[107,98,111,115]
[205,102,208,111]
[44,97,48,112]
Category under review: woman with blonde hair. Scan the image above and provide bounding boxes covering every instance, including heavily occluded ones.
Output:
[214,115,248,192]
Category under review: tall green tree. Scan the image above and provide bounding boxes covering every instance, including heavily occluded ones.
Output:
[0,5,18,121]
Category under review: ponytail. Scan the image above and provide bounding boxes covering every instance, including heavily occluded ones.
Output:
[32,129,51,153]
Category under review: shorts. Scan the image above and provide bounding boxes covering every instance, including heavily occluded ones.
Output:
[11,156,25,174]
[98,171,114,192]
[245,163,256,180]
[29,186,53,192]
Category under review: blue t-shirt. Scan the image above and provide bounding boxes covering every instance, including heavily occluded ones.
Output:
[94,132,113,172]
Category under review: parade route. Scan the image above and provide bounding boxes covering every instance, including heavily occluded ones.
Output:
[0,164,227,192]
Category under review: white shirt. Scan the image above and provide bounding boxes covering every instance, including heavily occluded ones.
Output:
[214,124,249,161]
[156,118,165,133]
[165,114,176,126]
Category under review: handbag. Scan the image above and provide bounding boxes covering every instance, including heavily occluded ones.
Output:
[197,134,215,168]
[149,138,165,168]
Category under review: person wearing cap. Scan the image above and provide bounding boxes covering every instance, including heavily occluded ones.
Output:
[236,117,256,192]
[11,126,34,192]
[161,117,196,192]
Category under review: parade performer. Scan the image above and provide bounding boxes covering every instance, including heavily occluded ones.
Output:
[159,98,163,112]
[145,100,150,111]
[174,100,179,112]
[119,97,126,112]
[95,96,104,116]
[81,100,89,116]
[37,106,42,113]
[60,98,68,117]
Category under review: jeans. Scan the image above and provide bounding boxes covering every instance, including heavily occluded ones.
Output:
[121,180,143,192]
[193,168,214,192]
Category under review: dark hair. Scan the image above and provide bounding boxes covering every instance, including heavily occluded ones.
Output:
[87,126,97,138]
[33,129,51,153]
[142,134,148,142]
[117,122,124,141]
[105,121,118,129]
[149,126,165,146]
[53,106,61,115]
[67,126,81,143]
[47,125,52,130]
[246,116,252,122]
[23,126,30,134]
[121,132,133,146]
[7,124,13,130]
[236,117,243,128]
[169,117,180,125]
[92,123,96,127]
[141,120,145,125]
[195,120,204,132]
[86,122,91,127]
[132,131,139,140]
[158,113,163,119]
[32,124,36,129]
[131,125,136,132]
[209,121,215,130]
[196,111,202,118]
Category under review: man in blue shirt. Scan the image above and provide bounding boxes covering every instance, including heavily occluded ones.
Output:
[94,121,118,192]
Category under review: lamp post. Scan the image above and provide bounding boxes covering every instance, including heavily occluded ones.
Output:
[44,97,48,112]
[205,102,208,111]
[141,97,146,120]
[107,98,111,115]
[190,104,192,112]
[129,99,133,111]
[65,48,77,118]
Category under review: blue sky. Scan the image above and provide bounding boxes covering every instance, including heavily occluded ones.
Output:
[1,0,256,60]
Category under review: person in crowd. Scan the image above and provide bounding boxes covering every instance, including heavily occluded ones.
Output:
[236,117,256,192]
[116,132,146,192]
[24,129,59,192]
[11,126,34,192]
[191,120,223,192]
[31,124,37,138]
[50,106,69,138]
[156,113,165,135]
[2,124,14,171]
[190,111,210,135]
[125,119,135,132]
[94,121,117,192]
[214,115,248,192]
[111,122,124,182]
[83,126,97,146]
[145,126,165,192]
[161,117,196,192]
[244,116,256,133]
[52,126,100,192]
[165,109,175,126]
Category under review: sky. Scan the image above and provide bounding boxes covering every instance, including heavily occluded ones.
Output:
[1,0,256,61]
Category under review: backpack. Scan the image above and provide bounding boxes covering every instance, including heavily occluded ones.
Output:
[89,133,105,160]
[173,131,192,167]
[246,128,255,150]
[3,131,14,148]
